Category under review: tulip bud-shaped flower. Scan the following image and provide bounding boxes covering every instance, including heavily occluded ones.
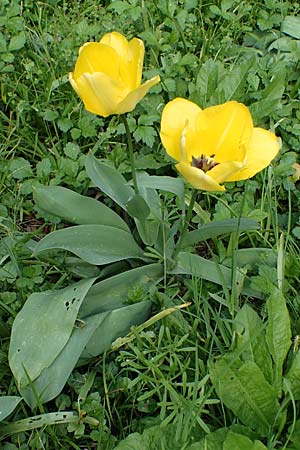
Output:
[69,32,160,117]
[160,98,280,191]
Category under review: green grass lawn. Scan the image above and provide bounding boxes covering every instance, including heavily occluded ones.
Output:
[1,0,300,449]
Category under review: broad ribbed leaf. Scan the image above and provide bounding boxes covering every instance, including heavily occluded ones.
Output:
[0,396,22,422]
[285,352,300,400]
[266,287,292,395]
[9,278,96,388]
[34,185,129,232]
[85,154,133,209]
[209,357,280,435]
[223,432,268,450]
[234,305,273,383]
[181,219,259,248]
[34,225,144,265]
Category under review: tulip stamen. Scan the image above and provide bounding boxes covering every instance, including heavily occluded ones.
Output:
[191,154,219,172]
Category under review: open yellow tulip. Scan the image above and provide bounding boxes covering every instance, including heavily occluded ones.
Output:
[69,32,160,117]
[160,98,280,191]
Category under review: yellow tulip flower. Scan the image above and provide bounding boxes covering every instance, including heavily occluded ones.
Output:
[160,98,280,191]
[69,31,160,117]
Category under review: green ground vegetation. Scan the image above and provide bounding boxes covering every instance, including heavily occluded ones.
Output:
[1,0,300,449]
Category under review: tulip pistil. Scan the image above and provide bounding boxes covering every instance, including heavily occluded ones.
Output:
[191,154,219,172]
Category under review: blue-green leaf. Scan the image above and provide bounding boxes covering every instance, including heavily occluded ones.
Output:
[0,396,22,422]
[85,154,133,209]
[34,185,129,232]
[181,219,259,248]
[9,278,96,389]
[34,225,144,265]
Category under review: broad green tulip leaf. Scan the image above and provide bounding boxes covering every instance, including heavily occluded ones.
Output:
[136,173,185,206]
[34,185,129,232]
[80,301,151,360]
[79,264,162,318]
[0,396,22,422]
[285,352,300,400]
[9,277,96,388]
[135,218,160,246]
[223,431,268,450]
[209,356,280,436]
[181,219,259,248]
[266,287,292,396]
[282,16,300,39]
[234,305,273,384]
[171,252,262,299]
[20,313,105,408]
[65,257,101,278]
[126,194,151,220]
[85,154,133,209]
[34,225,144,265]
[222,248,277,269]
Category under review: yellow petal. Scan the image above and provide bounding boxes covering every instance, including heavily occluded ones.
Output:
[160,98,202,162]
[194,101,253,163]
[227,127,280,181]
[128,37,145,88]
[176,162,225,191]
[115,75,160,114]
[100,32,144,89]
[70,72,126,117]
[100,31,129,59]
[73,42,120,81]
[206,160,245,183]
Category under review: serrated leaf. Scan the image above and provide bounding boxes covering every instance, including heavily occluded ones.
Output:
[209,357,280,435]
[8,32,26,51]
[34,185,129,231]
[85,154,133,209]
[9,278,96,388]
[9,157,32,180]
[0,396,22,422]
[33,225,144,265]
[133,125,156,147]
[181,218,259,248]
[266,287,291,395]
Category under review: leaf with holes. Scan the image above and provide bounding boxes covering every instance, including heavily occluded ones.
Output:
[9,278,96,389]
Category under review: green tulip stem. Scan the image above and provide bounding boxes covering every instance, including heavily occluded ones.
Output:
[174,189,197,259]
[121,115,139,195]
